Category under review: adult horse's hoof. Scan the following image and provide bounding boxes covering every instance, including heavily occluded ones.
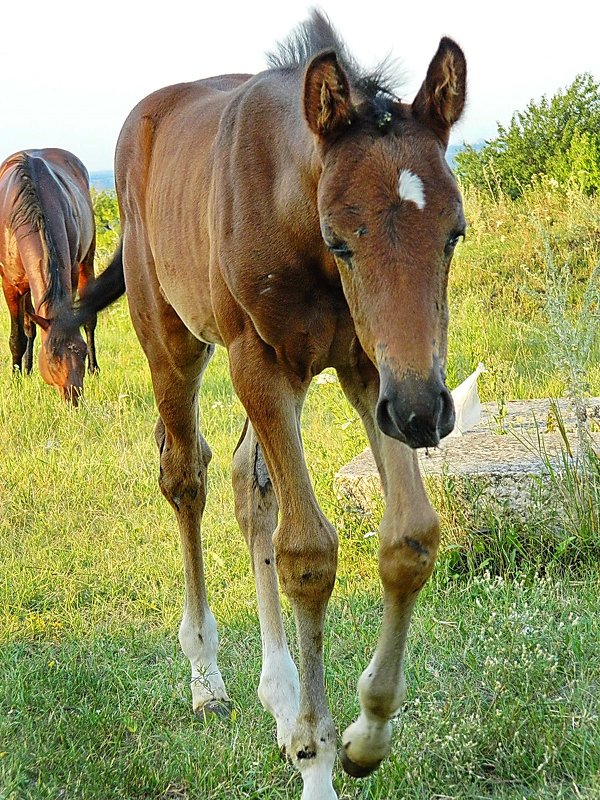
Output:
[195,699,233,722]
[339,746,381,778]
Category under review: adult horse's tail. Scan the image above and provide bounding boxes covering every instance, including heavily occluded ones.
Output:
[48,241,125,356]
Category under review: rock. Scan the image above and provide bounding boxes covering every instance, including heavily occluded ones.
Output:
[334,397,600,516]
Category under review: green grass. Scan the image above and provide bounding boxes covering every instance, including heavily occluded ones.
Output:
[448,183,600,399]
[1,185,599,799]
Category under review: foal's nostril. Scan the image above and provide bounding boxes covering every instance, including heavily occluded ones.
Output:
[438,386,455,438]
[376,398,400,441]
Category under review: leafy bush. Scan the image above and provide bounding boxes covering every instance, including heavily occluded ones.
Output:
[548,130,600,195]
[455,74,600,198]
[91,189,120,267]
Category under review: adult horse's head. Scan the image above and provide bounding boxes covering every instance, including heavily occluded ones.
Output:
[306,38,466,448]
[29,311,87,405]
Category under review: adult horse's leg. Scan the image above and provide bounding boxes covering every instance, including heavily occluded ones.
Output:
[229,335,338,800]
[1,282,27,372]
[77,247,99,374]
[22,294,37,374]
[125,241,230,717]
[232,419,300,753]
[337,357,440,777]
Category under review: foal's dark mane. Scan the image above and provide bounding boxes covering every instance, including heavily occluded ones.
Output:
[266,10,402,122]
[9,153,66,310]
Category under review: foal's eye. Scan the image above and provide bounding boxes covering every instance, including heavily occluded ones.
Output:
[445,230,465,256]
[327,240,354,265]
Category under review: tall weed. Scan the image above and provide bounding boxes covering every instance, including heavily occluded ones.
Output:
[449,183,600,398]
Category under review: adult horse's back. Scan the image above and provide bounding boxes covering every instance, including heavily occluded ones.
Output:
[0,147,98,403]
[69,13,467,798]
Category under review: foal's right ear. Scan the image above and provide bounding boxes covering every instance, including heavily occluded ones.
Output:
[304,50,353,141]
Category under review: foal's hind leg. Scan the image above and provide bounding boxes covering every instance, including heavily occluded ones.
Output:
[153,384,230,717]
[337,358,440,777]
[228,335,338,800]
[232,419,299,753]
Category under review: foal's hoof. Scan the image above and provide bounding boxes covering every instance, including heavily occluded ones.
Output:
[278,744,294,764]
[339,746,381,778]
[195,699,233,723]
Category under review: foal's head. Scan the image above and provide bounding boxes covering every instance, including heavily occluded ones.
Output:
[305,38,466,448]
[29,311,87,405]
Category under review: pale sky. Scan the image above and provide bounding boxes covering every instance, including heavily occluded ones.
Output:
[1,0,598,172]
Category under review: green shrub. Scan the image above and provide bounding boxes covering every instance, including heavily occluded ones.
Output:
[455,73,600,198]
[547,130,600,195]
[91,189,121,267]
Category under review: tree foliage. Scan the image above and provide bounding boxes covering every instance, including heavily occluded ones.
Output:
[91,190,121,265]
[455,74,600,198]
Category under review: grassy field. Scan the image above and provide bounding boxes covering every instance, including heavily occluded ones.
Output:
[1,185,599,799]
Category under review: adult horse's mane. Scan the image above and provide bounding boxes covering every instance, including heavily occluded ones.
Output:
[9,153,65,311]
[266,11,402,123]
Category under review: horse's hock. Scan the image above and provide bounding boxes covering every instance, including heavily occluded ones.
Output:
[335,398,600,517]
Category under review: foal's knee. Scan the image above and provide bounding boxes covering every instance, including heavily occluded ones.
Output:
[273,514,338,606]
[379,508,440,597]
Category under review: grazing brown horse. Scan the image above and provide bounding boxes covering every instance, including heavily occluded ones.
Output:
[0,148,98,403]
[65,13,466,798]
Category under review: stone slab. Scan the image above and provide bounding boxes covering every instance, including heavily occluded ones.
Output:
[335,398,600,512]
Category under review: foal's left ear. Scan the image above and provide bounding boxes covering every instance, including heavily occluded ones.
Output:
[304,50,353,141]
[412,37,466,147]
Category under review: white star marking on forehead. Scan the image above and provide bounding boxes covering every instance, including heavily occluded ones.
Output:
[398,169,426,210]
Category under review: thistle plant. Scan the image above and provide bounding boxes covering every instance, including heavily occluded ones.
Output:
[540,238,600,546]
[541,240,599,462]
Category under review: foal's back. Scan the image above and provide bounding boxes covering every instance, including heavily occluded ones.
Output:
[115,76,252,234]
[113,74,253,340]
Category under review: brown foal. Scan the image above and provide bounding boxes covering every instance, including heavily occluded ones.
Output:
[65,12,467,798]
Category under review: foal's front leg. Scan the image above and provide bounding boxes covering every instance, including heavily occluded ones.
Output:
[337,363,440,777]
[229,338,338,800]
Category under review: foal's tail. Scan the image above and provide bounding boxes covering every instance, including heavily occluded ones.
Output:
[54,241,126,337]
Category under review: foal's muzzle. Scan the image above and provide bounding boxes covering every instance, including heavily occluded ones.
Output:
[376,369,455,449]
